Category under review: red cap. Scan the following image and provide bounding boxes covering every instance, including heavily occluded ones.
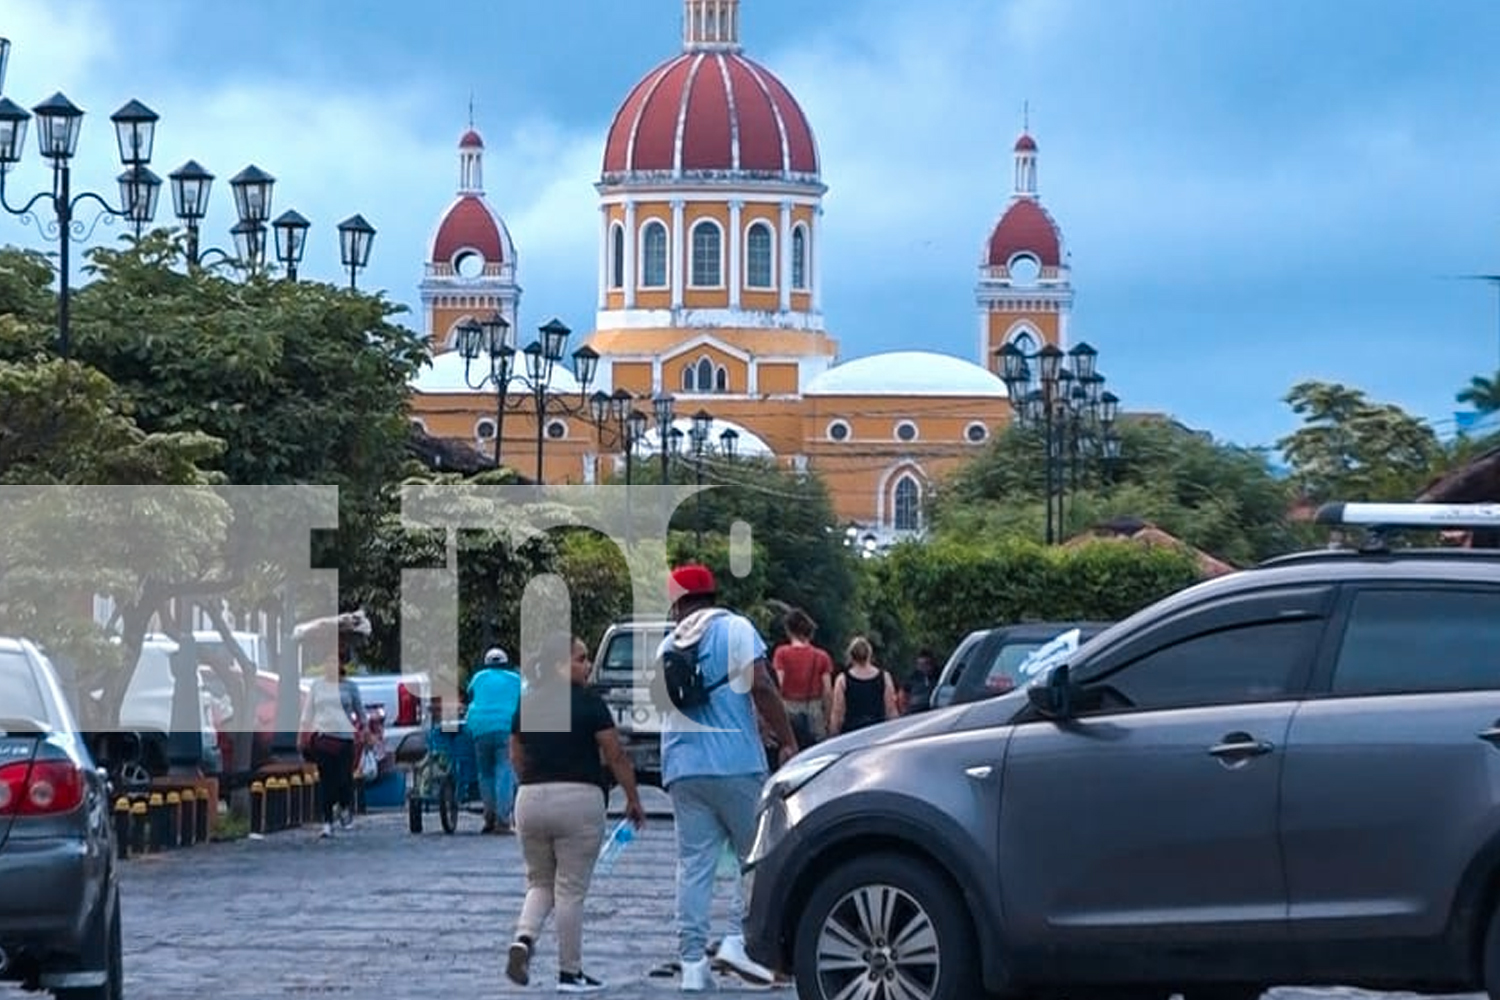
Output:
[669,564,717,604]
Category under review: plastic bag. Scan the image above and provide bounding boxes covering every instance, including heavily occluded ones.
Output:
[358,747,378,781]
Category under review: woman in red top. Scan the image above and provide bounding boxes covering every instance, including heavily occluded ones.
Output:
[772,608,834,744]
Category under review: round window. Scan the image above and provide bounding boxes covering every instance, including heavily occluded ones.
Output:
[895,421,918,442]
[827,420,850,442]
[475,418,496,440]
[455,250,486,279]
[546,420,567,440]
[965,422,988,443]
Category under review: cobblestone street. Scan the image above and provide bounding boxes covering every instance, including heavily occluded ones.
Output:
[3,788,1489,1000]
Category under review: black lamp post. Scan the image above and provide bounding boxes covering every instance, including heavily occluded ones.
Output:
[590,387,644,485]
[460,316,599,484]
[272,210,310,280]
[719,427,739,461]
[653,394,676,483]
[689,409,712,546]
[0,74,162,358]
[998,340,1122,544]
[337,214,376,289]
[457,311,516,465]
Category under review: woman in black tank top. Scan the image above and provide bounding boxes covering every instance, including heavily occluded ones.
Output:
[829,636,897,735]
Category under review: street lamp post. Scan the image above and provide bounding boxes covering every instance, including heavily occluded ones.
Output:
[0,78,162,358]
[337,214,376,289]
[589,388,644,485]
[998,340,1122,545]
[458,315,600,483]
[653,394,676,484]
[719,427,739,462]
[689,409,712,547]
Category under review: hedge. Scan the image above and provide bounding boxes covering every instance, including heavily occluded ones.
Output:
[857,536,1205,675]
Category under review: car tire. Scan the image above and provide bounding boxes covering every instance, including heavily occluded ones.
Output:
[54,883,122,1000]
[793,852,979,1000]
[1483,900,1500,1000]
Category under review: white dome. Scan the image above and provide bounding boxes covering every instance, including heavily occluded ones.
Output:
[804,351,1009,397]
[411,348,583,395]
[637,416,773,458]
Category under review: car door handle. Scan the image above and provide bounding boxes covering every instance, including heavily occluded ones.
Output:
[964,765,993,780]
[1478,726,1500,745]
[1207,734,1274,759]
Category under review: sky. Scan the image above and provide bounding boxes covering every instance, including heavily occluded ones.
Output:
[4,0,1500,451]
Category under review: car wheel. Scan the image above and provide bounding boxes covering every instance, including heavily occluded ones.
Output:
[54,884,122,1000]
[793,852,979,1000]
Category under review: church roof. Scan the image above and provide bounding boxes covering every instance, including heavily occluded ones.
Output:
[804,351,1009,397]
[410,348,583,395]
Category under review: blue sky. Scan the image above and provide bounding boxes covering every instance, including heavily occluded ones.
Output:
[5,0,1500,450]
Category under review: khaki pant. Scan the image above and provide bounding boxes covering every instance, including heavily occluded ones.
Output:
[514,782,606,975]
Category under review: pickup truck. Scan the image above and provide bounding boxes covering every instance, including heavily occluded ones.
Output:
[589,620,673,787]
[344,672,430,779]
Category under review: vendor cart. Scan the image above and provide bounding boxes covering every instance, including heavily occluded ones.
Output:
[401,712,484,834]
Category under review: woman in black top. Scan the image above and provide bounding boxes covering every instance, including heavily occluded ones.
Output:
[505,634,645,993]
[829,636,897,735]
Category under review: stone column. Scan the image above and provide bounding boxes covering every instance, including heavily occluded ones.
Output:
[728,199,743,310]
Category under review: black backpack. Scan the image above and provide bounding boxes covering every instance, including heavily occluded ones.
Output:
[660,614,730,711]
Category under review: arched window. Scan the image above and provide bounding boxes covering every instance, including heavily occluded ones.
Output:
[690,220,722,287]
[893,476,921,532]
[1009,329,1038,356]
[746,222,774,289]
[697,357,714,391]
[681,355,728,393]
[641,220,668,288]
[682,365,696,391]
[791,225,808,290]
[715,367,727,392]
[609,223,625,289]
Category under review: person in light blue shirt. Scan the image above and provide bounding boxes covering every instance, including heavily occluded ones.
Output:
[467,647,522,834]
[656,564,799,991]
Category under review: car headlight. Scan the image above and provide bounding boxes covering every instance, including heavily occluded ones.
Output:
[761,752,841,807]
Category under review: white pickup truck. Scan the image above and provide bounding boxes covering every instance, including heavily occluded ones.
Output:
[344,671,431,777]
[589,619,673,787]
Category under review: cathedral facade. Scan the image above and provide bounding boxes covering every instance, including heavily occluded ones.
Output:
[410,0,1074,546]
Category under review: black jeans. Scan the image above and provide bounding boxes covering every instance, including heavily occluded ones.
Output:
[309,736,355,823]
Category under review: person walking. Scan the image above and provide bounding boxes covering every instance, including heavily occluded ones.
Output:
[467,646,521,834]
[298,611,371,839]
[657,564,800,991]
[505,634,646,994]
[828,636,897,736]
[771,607,834,744]
[899,648,939,715]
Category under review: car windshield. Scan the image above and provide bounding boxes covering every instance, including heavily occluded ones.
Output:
[985,628,1086,692]
[601,630,670,679]
[0,650,53,728]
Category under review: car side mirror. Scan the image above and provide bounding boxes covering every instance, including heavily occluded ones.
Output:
[1027,664,1075,719]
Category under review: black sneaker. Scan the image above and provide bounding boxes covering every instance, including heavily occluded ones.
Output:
[557,970,605,993]
[506,937,532,986]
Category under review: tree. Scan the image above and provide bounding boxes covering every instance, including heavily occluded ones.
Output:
[1457,371,1500,415]
[937,417,1298,565]
[1277,380,1443,503]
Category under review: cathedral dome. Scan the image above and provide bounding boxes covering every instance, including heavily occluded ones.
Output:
[427,127,515,272]
[986,198,1062,269]
[806,351,1009,397]
[601,0,818,182]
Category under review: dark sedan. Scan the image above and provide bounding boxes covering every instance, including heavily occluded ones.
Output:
[0,636,120,1000]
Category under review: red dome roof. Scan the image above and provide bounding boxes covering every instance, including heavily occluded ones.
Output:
[602,51,819,179]
[1014,132,1036,152]
[431,195,511,266]
[459,129,484,149]
[987,198,1062,268]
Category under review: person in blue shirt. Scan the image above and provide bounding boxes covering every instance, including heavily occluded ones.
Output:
[656,564,799,991]
[467,647,522,834]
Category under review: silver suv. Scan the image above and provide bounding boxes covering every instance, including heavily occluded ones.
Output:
[589,618,673,787]
[744,502,1500,1000]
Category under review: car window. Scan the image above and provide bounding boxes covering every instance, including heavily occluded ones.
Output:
[1087,618,1324,714]
[600,630,668,680]
[0,650,51,724]
[982,641,1046,693]
[938,632,984,687]
[1330,588,1500,696]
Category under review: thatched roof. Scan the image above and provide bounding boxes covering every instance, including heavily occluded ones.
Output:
[1065,516,1238,578]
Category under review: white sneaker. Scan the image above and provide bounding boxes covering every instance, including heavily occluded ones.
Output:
[680,957,717,992]
[319,823,332,838]
[714,935,775,987]
[339,807,353,829]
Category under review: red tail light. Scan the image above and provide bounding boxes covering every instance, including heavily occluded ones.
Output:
[396,683,420,727]
[0,758,84,816]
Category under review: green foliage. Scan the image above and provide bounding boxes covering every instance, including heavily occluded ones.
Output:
[1457,371,1500,415]
[937,418,1297,564]
[1278,380,1443,503]
[857,536,1203,673]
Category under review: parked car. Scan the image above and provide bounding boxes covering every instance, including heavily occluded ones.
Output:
[927,620,1113,709]
[344,672,430,778]
[589,618,674,786]
[0,636,120,1000]
[744,502,1500,1000]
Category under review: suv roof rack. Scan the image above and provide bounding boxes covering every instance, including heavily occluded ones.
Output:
[1303,501,1500,557]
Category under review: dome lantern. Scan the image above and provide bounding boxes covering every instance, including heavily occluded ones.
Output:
[684,0,740,52]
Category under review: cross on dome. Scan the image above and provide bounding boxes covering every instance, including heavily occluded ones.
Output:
[684,0,740,51]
